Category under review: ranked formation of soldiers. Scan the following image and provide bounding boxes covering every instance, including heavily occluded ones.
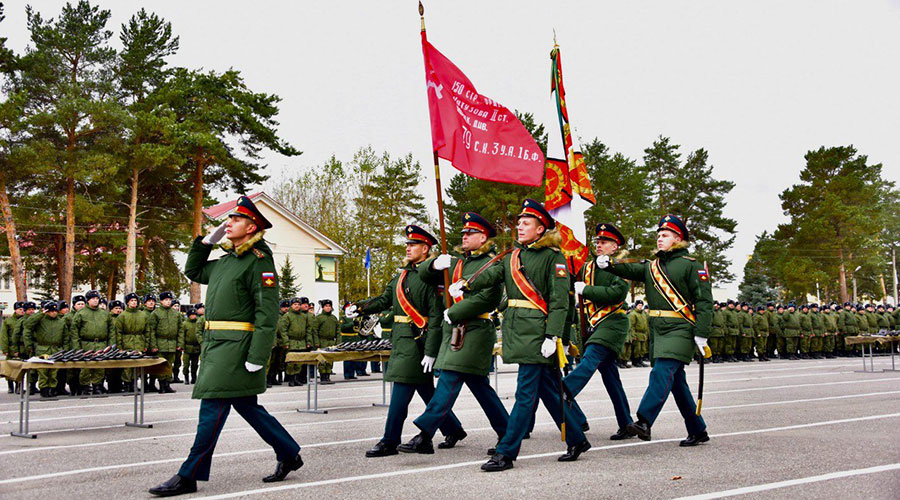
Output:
[11,195,895,496]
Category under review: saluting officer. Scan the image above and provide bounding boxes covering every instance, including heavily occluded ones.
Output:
[464,200,590,471]
[600,214,712,447]
[348,224,465,458]
[398,212,509,455]
[568,222,634,440]
[150,195,302,496]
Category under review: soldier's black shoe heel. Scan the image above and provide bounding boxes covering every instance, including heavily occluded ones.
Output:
[438,429,467,449]
[679,431,710,447]
[558,439,591,462]
[149,474,197,497]
[262,454,303,482]
[365,441,398,457]
[481,453,514,472]
[609,427,632,440]
[626,420,651,441]
[399,433,434,454]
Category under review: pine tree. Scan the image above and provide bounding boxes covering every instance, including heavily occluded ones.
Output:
[279,255,300,299]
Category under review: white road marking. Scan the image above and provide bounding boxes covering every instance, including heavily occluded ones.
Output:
[671,462,900,499]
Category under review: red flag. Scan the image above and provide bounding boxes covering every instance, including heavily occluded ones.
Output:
[422,32,545,186]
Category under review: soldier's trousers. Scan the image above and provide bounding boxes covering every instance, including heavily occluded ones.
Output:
[79,368,105,386]
[709,337,724,356]
[319,361,333,375]
[725,336,737,355]
[824,335,835,353]
[173,353,182,378]
[619,342,632,361]
[740,337,753,355]
[754,336,766,356]
[767,335,777,356]
[495,364,587,460]
[564,344,633,430]
[183,352,200,381]
[178,396,300,482]
[777,337,786,356]
[633,340,648,359]
[785,337,798,355]
[38,368,58,389]
[159,352,177,381]
[413,370,508,439]
[382,381,463,446]
[636,358,706,435]
[810,336,823,353]
[799,336,810,354]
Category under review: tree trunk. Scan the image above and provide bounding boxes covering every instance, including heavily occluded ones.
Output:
[837,246,849,303]
[61,174,76,301]
[189,155,205,303]
[107,264,118,301]
[0,167,27,301]
[137,237,151,285]
[56,235,65,298]
[124,166,139,294]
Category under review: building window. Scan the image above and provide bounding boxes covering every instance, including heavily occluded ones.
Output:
[0,263,9,291]
[315,256,336,282]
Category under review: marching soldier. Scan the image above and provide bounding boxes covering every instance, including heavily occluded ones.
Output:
[315,299,339,384]
[23,301,70,398]
[1,301,25,393]
[600,214,711,447]
[72,290,115,394]
[347,224,465,458]
[566,222,634,440]
[150,195,302,496]
[462,200,590,470]
[752,306,770,361]
[149,291,183,393]
[710,302,725,363]
[631,300,649,367]
[181,308,204,385]
[115,293,156,392]
[398,212,508,455]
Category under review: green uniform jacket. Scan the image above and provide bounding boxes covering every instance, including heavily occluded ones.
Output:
[182,317,204,354]
[183,234,279,399]
[799,312,812,338]
[838,309,859,334]
[782,311,801,337]
[11,313,34,356]
[752,313,769,337]
[150,306,183,352]
[72,306,115,352]
[316,312,340,347]
[632,309,649,341]
[339,315,361,343]
[1,314,22,355]
[877,312,890,329]
[710,309,726,338]
[467,231,570,366]
[419,244,503,376]
[24,314,69,356]
[865,312,880,332]
[811,312,825,336]
[603,241,713,365]
[739,311,753,337]
[578,258,630,355]
[724,308,740,336]
[115,307,153,351]
[766,310,779,336]
[857,313,870,333]
[280,310,310,350]
[822,311,837,333]
[359,260,443,384]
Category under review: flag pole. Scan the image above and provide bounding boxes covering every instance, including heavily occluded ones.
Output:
[421,1,453,309]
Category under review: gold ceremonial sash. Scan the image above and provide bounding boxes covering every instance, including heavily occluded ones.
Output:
[583,261,625,327]
[205,321,254,331]
[649,259,696,325]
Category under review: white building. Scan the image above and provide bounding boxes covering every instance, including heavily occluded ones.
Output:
[0,259,15,313]
[197,192,346,311]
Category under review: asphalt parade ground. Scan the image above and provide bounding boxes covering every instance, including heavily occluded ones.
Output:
[0,356,898,499]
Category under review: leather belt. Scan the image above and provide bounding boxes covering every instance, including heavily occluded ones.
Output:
[205,321,254,331]
[507,299,541,310]
[394,315,412,323]
[647,310,683,319]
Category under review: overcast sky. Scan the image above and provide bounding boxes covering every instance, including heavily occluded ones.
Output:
[4,1,899,298]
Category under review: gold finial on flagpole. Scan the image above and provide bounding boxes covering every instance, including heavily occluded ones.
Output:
[419,1,425,31]
[552,28,559,57]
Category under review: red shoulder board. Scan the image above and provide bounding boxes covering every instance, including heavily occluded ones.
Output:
[252,249,265,259]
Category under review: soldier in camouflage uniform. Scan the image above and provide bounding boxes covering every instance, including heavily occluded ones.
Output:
[723,300,739,362]
[23,301,71,397]
[1,301,25,393]
[315,299,340,384]
[181,308,204,385]
[752,306,770,361]
[710,301,725,363]
[630,300,649,367]
[149,291,183,393]
[72,290,115,394]
[115,293,156,392]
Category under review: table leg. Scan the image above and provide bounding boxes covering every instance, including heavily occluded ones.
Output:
[886,341,899,372]
[298,363,326,414]
[126,366,152,428]
[869,343,875,372]
[11,370,36,438]
[373,358,389,408]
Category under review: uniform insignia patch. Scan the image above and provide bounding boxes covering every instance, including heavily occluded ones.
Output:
[252,248,265,259]
[697,269,709,281]
[556,263,568,277]
[262,272,276,287]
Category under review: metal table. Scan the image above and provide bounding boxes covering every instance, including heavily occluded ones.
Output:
[286,350,391,414]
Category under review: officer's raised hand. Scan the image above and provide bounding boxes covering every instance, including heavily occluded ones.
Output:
[202,220,229,246]
[595,255,610,269]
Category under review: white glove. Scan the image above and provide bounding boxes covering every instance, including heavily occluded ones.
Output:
[694,336,712,359]
[595,255,610,269]
[421,355,436,372]
[345,304,359,319]
[444,309,453,325]
[541,336,558,358]
[245,361,263,372]
[202,220,229,246]
[448,280,466,300]
[573,281,586,296]
[433,254,452,271]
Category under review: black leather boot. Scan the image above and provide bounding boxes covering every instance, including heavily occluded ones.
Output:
[398,433,434,454]
[558,439,591,462]
[679,430,710,447]
[262,454,303,483]
[149,474,197,496]
[609,427,632,440]
[481,453,514,472]
[626,418,651,441]
[365,441,398,457]
[437,429,467,449]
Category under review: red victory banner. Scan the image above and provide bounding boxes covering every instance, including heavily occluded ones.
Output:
[421,28,545,186]
[545,43,596,274]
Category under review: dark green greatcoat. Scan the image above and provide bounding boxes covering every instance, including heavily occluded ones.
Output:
[359,260,442,385]
[603,240,713,365]
[183,233,279,399]
[419,242,503,376]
